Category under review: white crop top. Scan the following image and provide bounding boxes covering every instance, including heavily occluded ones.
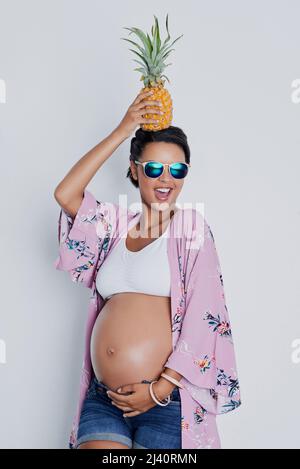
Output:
[96,217,171,300]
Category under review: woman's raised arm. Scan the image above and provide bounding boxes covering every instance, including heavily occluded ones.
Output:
[54,128,127,218]
[54,89,160,218]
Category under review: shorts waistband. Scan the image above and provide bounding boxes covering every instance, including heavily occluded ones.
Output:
[92,376,181,401]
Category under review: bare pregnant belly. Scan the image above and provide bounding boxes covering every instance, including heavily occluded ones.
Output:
[90,293,173,391]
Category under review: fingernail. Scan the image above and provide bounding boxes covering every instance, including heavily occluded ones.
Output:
[117,388,121,393]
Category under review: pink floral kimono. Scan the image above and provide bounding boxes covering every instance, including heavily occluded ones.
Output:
[54,189,241,449]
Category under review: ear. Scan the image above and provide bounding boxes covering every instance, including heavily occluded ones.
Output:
[130,160,138,181]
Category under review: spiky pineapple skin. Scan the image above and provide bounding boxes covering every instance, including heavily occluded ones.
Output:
[140,83,173,131]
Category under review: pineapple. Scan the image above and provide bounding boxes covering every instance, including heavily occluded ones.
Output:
[121,13,183,131]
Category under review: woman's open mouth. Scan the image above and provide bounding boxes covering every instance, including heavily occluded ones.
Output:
[154,187,173,201]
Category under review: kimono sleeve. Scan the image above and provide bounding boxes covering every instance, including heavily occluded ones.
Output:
[53,189,115,289]
[164,220,241,415]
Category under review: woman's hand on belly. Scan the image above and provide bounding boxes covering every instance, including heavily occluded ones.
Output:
[106,382,160,417]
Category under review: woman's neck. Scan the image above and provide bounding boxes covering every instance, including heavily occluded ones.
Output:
[137,204,177,237]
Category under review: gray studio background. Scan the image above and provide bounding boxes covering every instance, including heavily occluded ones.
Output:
[1,0,299,449]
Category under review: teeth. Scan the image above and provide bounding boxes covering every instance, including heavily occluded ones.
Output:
[156,188,171,193]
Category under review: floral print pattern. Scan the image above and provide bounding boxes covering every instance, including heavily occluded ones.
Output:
[194,404,207,424]
[194,355,211,374]
[203,311,232,340]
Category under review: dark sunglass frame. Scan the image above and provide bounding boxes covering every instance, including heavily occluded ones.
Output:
[134,160,191,179]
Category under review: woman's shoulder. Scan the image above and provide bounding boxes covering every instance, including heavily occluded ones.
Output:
[95,198,140,240]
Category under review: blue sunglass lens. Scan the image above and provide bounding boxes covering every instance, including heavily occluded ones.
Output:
[145,162,164,178]
[170,162,188,179]
[145,162,188,179]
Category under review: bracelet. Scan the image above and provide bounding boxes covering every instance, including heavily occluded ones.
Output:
[161,372,185,389]
[149,380,170,406]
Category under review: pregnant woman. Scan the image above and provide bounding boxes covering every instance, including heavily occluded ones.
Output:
[54,90,242,450]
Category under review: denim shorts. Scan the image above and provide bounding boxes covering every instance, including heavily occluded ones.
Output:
[75,375,182,449]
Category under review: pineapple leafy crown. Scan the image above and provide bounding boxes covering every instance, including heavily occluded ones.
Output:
[120,13,183,87]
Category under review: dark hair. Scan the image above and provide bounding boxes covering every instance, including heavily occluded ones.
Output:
[126,126,191,188]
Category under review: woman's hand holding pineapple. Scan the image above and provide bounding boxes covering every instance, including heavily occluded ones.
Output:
[115,90,163,139]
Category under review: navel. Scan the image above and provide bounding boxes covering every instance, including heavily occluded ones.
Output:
[106,346,115,356]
